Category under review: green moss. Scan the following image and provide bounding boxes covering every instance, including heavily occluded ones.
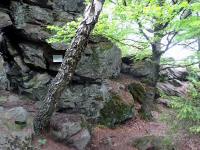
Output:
[99,94,134,128]
[99,42,113,51]
[128,82,146,103]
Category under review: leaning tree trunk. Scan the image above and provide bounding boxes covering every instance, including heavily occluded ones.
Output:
[33,0,105,135]
[198,38,200,69]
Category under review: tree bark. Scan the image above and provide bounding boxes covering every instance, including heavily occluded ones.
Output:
[33,0,105,135]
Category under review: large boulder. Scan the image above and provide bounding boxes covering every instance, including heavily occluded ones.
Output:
[157,81,188,97]
[59,80,134,127]
[75,36,122,80]
[128,82,155,119]
[159,67,188,81]
[158,67,189,97]
[50,113,91,150]
[121,57,159,119]
[121,59,159,86]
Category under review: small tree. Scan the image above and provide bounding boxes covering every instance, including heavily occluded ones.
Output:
[33,0,105,135]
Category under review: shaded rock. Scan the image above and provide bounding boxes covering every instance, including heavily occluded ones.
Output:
[70,129,91,150]
[53,0,85,12]
[0,11,12,29]
[99,80,134,127]
[5,107,28,124]
[19,43,47,69]
[158,67,189,97]
[50,113,90,150]
[131,135,175,150]
[99,93,134,128]
[10,1,54,29]
[59,83,105,118]
[59,80,134,127]
[128,82,146,104]
[157,81,188,97]
[75,36,122,80]
[20,24,50,42]
[24,73,51,100]
[121,59,159,86]
[160,67,188,81]
[128,82,154,119]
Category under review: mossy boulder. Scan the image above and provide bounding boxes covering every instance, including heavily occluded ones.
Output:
[99,94,134,128]
[128,82,146,104]
[132,135,175,150]
[128,82,155,120]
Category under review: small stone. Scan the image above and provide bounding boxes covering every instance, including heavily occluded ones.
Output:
[0,107,4,113]
[70,129,91,150]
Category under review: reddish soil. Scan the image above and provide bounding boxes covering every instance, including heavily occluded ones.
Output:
[89,111,168,150]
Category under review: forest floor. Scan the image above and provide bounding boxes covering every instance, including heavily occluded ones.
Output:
[0,89,200,150]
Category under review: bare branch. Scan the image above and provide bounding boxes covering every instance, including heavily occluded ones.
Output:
[136,20,151,43]
[161,61,200,70]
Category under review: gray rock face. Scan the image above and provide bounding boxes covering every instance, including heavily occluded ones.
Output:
[50,113,91,150]
[121,58,159,119]
[59,80,134,126]
[157,81,188,97]
[75,37,121,79]
[19,43,47,69]
[53,0,85,12]
[158,67,189,97]
[121,59,159,86]
[0,0,121,97]
[160,67,188,81]
[0,11,12,29]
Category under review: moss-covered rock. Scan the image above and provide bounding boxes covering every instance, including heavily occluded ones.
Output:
[128,82,146,103]
[128,82,155,120]
[99,94,134,128]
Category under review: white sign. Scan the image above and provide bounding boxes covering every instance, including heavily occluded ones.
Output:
[53,55,63,62]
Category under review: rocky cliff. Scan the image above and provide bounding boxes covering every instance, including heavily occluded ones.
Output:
[0,0,136,126]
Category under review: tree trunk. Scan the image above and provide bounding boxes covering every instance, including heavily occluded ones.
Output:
[140,35,162,120]
[33,0,105,135]
[198,38,200,68]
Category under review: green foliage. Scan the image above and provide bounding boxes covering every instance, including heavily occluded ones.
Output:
[172,1,200,40]
[174,16,200,40]
[46,0,195,59]
[169,68,200,134]
[133,49,152,61]
[38,138,47,147]
[47,19,80,44]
